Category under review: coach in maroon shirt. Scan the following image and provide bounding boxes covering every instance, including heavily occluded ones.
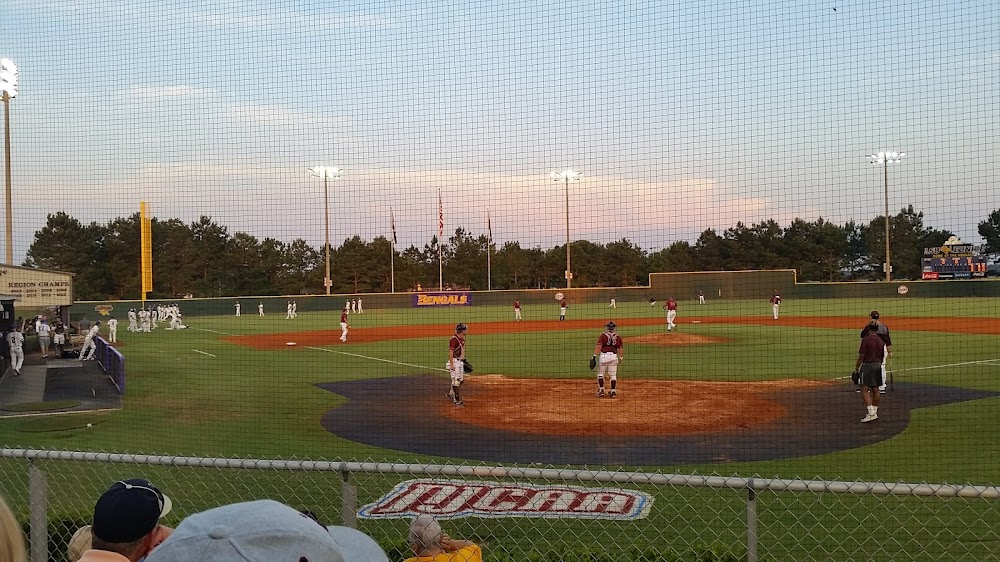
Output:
[854,320,886,423]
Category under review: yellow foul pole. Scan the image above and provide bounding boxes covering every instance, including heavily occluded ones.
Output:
[140,201,153,303]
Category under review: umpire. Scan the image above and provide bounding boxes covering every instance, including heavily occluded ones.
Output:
[860,310,892,394]
[854,320,886,423]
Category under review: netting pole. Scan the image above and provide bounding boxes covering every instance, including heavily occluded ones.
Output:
[747,478,758,562]
[29,459,48,562]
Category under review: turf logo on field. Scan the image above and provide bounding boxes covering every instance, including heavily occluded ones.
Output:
[358,479,653,520]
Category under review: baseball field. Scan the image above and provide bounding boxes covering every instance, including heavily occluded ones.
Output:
[3,295,1000,560]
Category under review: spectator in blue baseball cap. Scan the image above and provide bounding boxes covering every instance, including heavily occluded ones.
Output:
[78,479,174,562]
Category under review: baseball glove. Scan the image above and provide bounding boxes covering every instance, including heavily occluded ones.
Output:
[851,370,860,385]
[462,358,474,374]
[589,355,597,370]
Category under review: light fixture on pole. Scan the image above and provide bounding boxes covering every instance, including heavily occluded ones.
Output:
[867,151,905,282]
[550,169,581,289]
[308,166,343,295]
[1,57,17,266]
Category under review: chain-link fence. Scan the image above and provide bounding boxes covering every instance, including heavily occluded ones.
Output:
[2,448,999,562]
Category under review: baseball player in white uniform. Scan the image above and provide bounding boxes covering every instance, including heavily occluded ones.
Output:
[258,302,264,316]
[592,321,623,397]
[6,327,24,375]
[699,290,706,304]
[286,301,294,319]
[291,301,297,318]
[609,294,616,308]
[770,291,781,320]
[235,302,241,317]
[80,322,101,360]
[128,308,138,331]
[356,298,363,314]
[37,318,52,357]
[107,316,118,343]
[149,308,158,330]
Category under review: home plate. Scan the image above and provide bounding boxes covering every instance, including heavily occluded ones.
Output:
[286,342,297,346]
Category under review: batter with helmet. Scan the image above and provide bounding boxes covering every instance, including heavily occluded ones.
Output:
[446,323,468,406]
[591,321,624,398]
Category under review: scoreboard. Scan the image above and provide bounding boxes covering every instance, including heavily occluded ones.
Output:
[922,241,987,279]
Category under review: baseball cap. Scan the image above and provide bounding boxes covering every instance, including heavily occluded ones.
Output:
[144,500,389,562]
[870,310,880,319]
[93,479,172,543]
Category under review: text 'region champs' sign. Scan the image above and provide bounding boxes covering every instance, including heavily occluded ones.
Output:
[0,266,74,307]
[412,292,472,307]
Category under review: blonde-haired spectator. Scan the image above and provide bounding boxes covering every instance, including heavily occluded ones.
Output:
[405,514,482,562]
[0,495,28,562]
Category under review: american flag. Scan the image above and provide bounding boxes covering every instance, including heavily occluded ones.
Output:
[390,209,397,246]
[438,190,444,239]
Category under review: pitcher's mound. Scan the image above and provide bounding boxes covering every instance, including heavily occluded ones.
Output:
[627,333,730,346]
[444,375,827,436]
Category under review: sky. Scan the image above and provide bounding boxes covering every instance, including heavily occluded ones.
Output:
[1,0,998,262]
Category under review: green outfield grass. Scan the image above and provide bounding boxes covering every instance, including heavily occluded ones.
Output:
[2,297,999,560]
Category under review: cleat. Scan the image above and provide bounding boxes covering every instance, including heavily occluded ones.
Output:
[597,389,605,398]
[861,414,877,423]
[879,388,887,394]
[855,387,861,393]
[609,390,617,398]
[447,390,455,400]
[454,399,464,407]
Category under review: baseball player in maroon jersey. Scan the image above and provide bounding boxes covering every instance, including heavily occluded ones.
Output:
[770,290,781,320]
[446,323,468,406]
[854,320,886,422]
[559,298,568,321]
[514,299,522,321]
[861,311,892,393]
[339,309,350,342]
[592,321,623,397]
[664,297,678,331]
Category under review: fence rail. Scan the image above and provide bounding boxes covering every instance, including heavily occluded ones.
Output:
[2,448,1000,561]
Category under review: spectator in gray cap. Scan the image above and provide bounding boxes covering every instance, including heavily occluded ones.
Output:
[405,514,482,562]
[78,479,174,562]
[144,499,388,562]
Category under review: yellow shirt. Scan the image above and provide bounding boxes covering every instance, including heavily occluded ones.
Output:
[405,545,483,562]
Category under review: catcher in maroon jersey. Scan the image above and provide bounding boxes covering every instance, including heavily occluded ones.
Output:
[592,321,624,397]
[446,323,468,406]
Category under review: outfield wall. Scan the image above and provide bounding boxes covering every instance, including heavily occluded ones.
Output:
[69,270,1000,319]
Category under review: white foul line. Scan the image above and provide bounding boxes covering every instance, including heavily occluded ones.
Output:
[193,327,232,336]
[305,346,448,372]
[192,349,216,357]
[832,358,1000,381]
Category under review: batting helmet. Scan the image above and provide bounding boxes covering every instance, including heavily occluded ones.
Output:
[456,323,468,332]
[870,310,880,319]
[605,321,617,331]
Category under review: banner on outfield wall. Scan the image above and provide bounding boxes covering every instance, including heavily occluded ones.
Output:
[358,479,653,520]
[0,265,75,308]
[412,292,472,306]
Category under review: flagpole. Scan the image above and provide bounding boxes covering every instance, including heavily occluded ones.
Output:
[390,209,396,293]
[487,210,492,291]
[438,189,444,290]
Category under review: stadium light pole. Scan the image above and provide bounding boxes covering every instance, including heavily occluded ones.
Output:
[867,151,905,282]
[1,58,17,265]
[550,170,581,289]
[308,166,343,295]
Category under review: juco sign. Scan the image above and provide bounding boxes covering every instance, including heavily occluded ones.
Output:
[358,479,653,520]
[413,292,472,306]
